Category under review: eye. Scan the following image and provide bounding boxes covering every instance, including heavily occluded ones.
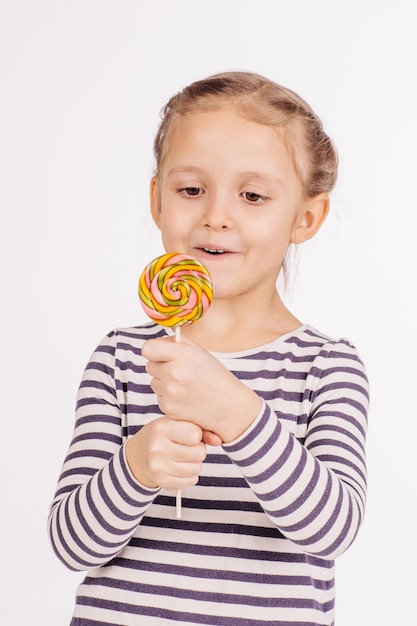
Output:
[242,191,267,203]
[179,187,204,197]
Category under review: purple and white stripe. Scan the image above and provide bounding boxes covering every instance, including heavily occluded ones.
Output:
[48,323,368,625]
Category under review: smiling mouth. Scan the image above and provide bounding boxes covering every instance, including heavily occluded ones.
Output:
[201,247,227,255]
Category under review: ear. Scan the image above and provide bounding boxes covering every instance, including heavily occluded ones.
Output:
[150,176,162,229]
[291,193,330,244]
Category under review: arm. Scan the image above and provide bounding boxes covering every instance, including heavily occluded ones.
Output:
[140,334,368,559]
[223,340,369,559]
[47,331,160,571]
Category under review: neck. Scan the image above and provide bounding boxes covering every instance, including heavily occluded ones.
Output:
[181,290,302,352]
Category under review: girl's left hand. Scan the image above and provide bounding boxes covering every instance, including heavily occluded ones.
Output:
[142,336,262,444]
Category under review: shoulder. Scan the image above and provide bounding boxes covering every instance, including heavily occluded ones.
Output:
[300,325,369,402]
[87,322,167,363]
[287,325,368,388]
[295,325,365,360]
[112,322,168,345]
[280,324,364,366]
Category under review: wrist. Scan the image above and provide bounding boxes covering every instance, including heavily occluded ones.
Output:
[125,437,159,489]
[218,392,263,444]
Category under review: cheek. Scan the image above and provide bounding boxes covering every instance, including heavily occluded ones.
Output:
[158,212,190,250]
[160,210,185,234]
[252,216,294,245]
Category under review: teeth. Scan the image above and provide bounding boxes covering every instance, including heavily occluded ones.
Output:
[203,248,225,254]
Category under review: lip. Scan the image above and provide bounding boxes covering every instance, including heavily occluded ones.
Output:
[193,244,236,260]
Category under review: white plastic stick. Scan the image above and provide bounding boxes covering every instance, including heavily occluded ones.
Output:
[175,325,182,518]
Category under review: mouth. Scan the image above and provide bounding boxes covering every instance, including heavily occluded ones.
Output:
[192,244,236,262]
[200,247,228,256]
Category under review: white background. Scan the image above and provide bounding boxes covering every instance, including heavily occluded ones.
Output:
[1,1,416,624]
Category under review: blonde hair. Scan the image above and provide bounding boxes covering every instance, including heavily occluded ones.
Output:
[153,71,338,198]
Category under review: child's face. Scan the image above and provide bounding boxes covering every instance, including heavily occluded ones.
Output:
[151,108,326,301]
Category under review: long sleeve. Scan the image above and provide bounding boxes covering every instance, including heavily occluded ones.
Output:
[223,338,368,560]
[47,330,160,571]
[48,324,368,625]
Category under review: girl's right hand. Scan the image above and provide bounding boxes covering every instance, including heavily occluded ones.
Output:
[125,417,209,490]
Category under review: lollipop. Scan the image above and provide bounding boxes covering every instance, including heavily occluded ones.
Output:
[139,252,213,336]
[138,252,213,517]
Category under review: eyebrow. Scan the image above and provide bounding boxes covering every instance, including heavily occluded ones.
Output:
[239,171,285,187]
[167,166,284,186]
[167,166,206,177]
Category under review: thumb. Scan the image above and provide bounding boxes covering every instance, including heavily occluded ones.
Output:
[202,430,223,446]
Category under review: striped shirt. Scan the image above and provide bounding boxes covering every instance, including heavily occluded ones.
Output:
[48,323,369,626]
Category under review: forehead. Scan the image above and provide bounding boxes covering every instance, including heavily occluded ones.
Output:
[161,108,297,176]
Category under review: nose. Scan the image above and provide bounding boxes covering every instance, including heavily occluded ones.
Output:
[202,194,233,231]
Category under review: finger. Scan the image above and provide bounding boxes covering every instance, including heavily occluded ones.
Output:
[158,473,200,492]
[145,359,164,379]
[156,448,205,491]
[171,441,207,464]
[142,337,176,362]
[167,420,204,446]
[202,430,223,446]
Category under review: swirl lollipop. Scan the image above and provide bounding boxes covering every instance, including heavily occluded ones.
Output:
[138,252,213,337]
[138,252,213,517]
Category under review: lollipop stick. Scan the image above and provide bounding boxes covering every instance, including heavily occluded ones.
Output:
[176,490,182,519]
[175,325,182,518]
[138,253,213,521]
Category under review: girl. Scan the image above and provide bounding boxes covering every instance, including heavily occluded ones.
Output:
[48,71,369,626]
